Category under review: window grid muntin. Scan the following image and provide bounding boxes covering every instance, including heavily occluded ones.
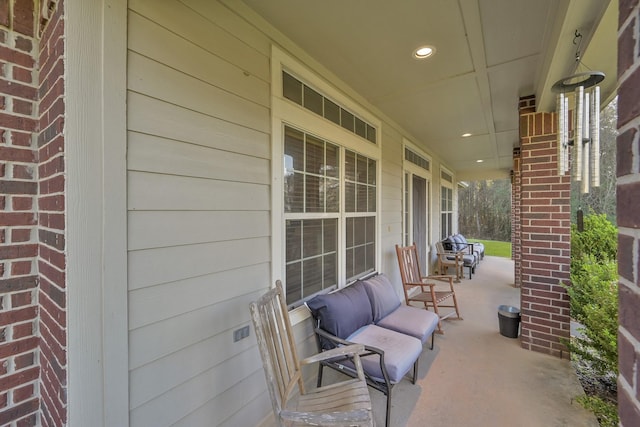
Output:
[405,148,430,172]
[283,71,377,144]
[283,124,377,306]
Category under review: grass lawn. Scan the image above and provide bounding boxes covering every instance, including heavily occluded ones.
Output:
[470,239,512,258]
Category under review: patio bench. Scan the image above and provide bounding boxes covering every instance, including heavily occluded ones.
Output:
[306,273,439,427]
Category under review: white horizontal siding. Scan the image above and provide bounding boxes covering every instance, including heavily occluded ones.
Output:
[128,92,270,160]
[128,132,269,184]
[128,171,269,211]
[127,1,272,426]
[129,0,269,81]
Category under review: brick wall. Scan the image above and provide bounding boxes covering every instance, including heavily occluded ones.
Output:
[0,0,40,425]
[0,1,67,426]
[512,147,522,287]
[517,95,571,358]
[617,0,640,424]
[37,1,66,425]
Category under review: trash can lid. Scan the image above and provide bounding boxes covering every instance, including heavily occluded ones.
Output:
[498,305,520,318]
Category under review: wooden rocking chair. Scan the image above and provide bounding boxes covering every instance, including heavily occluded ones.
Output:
[396,244,463,334]
[249,281,374,426]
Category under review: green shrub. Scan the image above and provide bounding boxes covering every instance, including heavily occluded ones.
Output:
[566,213,618,424]
[567,256,618,377]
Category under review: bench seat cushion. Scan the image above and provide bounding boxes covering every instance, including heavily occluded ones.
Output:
[346,324,422,383]
[376,305,439,345]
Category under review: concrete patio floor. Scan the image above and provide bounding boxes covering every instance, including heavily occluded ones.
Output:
[329,256,599,426]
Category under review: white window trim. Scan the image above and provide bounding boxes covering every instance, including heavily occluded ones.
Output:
[440,165,456,238]
[271,46,382,322]
[402,138,432,249]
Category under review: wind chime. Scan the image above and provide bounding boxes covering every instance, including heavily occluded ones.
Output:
[552,30,605,196]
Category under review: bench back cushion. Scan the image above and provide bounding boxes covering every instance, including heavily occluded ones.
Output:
[306,281,373,349]
[442,236,455,251]
[451,234,465,251]
[361,274,401,323]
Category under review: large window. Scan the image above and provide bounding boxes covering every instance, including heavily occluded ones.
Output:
[284,125,377,306]
[441,168,454,239]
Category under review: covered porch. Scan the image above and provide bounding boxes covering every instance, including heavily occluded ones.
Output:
[328,256,598,426]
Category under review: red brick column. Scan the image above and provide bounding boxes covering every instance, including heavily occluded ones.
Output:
[512,147,522,287]
[37,1,66,425]
[518,95,571,358]
[0,1,40,425]
[617,0,640,424]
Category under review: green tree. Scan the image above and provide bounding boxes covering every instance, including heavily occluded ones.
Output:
[458,179,511,241]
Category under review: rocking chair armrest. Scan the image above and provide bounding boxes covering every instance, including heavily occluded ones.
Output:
[301,344,366,366]
[404,280,436,292]
[313,328,386,358]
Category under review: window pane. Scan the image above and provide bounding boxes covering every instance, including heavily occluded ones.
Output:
[323,253,337,288]
[303,257,323,297]
[304,85,323,115]
[305,175,323,212]
[346,248,354,279]
[286,262,302,305]
[367,158,376,185]
[368,186,376,212]
[357,184,368,212]
[355,117,366,138]
[306,135,324,175]
[366,242,375,271]
[354,246,366,277]
[283,72,302,105]
[341,108,354,132]
[366,216,375,244]
[323,219,337,252]
[303,220,323,258]
[441,213,447,239]
[354,217,366,245]
[345,150,356,182]
[346,217,354,247]
[284,172,304,213]
[366,124,376,144]
[284,127,304,172]
[345,182,356,212]
[324,98,340,125]
[325,143,339,178]
[286,220,301,262]
[357,155,367,183]
[326,178,339,212]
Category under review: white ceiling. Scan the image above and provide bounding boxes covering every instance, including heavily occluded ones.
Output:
[239,0,617,180]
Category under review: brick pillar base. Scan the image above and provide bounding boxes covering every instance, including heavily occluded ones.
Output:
[518,95,571,358]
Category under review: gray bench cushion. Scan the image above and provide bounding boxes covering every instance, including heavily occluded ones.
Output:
[306,281,373,350]
[361,274,401,322]
[376,306,439,345]
[346,324,422,383]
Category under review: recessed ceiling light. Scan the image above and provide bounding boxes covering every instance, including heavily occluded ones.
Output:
[476,159,484,163]
[413,45,436,59]
[462,133,472,137]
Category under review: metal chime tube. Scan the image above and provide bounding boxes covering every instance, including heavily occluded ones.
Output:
[564,96,569,174]
[557,93,566,175]
[590,86,600,187]
[573,86,583,181]
[582,91,590,194]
